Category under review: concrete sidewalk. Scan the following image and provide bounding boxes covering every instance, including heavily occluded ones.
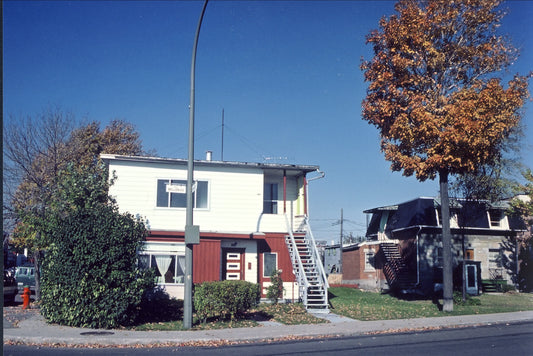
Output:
[4,308,533,347]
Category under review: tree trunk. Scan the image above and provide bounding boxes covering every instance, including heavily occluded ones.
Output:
[440,171,454,312]
[462,235,466,302]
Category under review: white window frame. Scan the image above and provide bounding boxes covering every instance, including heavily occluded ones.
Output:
[263,252,278,278]
[263,183,279,214]
[156,178,209,210]
[139,243,186,285]
[227,263,240,270]
[488,210,507,229]
[364,248,376,272]
[436,208,459,228]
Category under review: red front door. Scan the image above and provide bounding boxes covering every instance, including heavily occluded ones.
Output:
[222,248,245,280]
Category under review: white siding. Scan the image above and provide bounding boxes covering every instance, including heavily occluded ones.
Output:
[107,159,304,234]
[258,173,303,232]
[262,282,299,302]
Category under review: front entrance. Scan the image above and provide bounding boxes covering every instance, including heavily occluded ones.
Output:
[222,248,245,281]
[466,264,478,295]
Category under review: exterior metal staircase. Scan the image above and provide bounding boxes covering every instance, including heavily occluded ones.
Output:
[380,242,417,292]
[285,215,329,312]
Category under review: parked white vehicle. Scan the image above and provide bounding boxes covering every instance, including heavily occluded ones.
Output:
[15,266,36,292]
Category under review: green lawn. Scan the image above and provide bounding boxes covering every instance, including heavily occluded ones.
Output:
[328,287,533,321]
[130,288,533,330]
[131,302,325,331]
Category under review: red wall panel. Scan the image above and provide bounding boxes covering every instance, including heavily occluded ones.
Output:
[193,239,221,283]
[261,235,296,283]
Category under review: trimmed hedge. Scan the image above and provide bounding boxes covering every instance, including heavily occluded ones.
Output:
[194,280,260,322]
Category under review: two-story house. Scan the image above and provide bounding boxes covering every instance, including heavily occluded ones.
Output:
[341,197,525,295]
[101,154,328,311]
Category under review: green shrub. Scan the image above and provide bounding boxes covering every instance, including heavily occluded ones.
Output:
[40,205,154,329]
[501,283,517,293]
[266,269,284,304]
[194,280,260,322]
[453,291,482,306]
[136,288,183,324]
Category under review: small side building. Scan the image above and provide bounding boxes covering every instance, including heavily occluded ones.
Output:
[341,241,387,291]
[342,197,525,295]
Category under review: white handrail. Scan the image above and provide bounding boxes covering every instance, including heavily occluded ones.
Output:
[304,217,329,290]
[284,214,309,295]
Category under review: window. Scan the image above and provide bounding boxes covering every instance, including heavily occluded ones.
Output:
[263,183,278,214]
[156,179,208,209]
[364,249,375,271]
[263,252,278,278]
[436,247,443,267]
[488,210,504,228]
[436,208,459,227]
[489,248,503,268]
[139,243,185,285]
[139,254,185,284]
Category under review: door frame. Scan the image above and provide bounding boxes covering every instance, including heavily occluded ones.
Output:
[222,248,245,281]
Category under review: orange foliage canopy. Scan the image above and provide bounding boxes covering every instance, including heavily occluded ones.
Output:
[361,0,530,181]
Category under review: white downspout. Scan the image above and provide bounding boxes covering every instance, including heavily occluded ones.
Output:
[306,169,325,218]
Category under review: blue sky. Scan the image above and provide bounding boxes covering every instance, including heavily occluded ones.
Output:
[4,0,532,242]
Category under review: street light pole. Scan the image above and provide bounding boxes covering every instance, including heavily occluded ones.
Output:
[339,208,343,274]
[184,0,208,330]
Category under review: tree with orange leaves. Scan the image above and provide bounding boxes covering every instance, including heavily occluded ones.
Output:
[361,0,530,311]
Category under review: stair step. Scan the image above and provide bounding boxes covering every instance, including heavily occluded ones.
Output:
[286,229,329,312]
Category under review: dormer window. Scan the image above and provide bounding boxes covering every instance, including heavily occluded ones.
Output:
[488,210,506,229]
[436,208,459,228]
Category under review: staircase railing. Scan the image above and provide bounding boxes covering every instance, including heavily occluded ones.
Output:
[381,242,416,290]
[284,214,309,302]
[303,216,329,290]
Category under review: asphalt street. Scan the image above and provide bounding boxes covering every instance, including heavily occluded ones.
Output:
[4,321,533,355]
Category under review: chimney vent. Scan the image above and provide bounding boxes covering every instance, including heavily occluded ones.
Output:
[206,151,212,161]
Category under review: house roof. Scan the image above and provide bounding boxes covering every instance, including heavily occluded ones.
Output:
[100,154,320,176]
[364,197,526,236]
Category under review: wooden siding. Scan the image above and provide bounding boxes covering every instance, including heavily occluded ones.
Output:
[193,239,221,283]
[260,235,296,283]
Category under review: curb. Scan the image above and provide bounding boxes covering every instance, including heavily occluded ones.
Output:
[4,310,533,348]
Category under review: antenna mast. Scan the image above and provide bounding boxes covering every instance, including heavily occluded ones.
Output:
[221,108,225,161]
